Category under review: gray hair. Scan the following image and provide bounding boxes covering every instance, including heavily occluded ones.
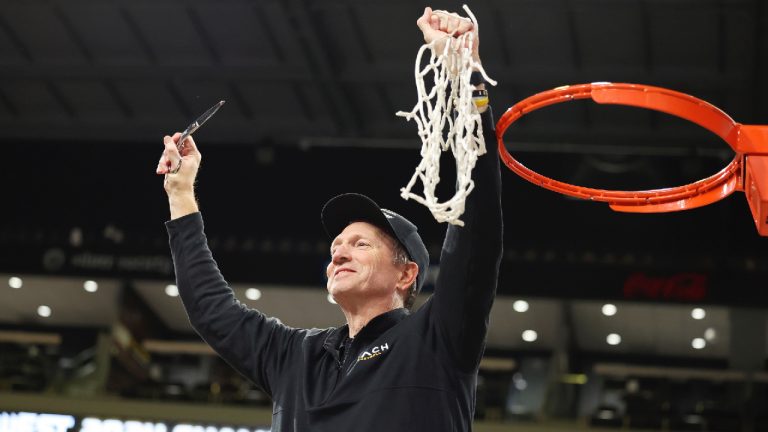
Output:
[391,241,417,309]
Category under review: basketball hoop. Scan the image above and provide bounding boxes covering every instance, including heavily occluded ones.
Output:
[496,82,768,236]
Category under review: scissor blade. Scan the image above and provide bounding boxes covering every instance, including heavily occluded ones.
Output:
[177,100,226,150]
[192,100,226,132]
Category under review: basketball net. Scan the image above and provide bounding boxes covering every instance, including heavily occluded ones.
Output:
[396,5,496,226]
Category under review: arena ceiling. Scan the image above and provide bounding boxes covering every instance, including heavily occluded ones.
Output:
[0,0,765,145]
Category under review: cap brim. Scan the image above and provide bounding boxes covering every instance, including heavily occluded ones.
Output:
[321,193,397,240]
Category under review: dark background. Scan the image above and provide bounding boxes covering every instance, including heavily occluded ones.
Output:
[1,0,766,295]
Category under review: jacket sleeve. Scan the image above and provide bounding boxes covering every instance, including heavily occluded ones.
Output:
[430,107,503,372]
[166,212,302,396]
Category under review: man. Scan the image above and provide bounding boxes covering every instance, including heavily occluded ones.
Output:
[156,7,502,431]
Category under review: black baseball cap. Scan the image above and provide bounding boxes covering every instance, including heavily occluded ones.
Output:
[321,193,429,293]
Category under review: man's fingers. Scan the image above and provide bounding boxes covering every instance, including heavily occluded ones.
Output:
[156,132,202,175]
[457,19,473,35]
[433,11,452,32]
[432,10,473,36]
[429,13,439,30]
[158,135,182,174]
[157,149,171,174]
[156,136,172,174]
[417,7,446,45]
[156,154,167,174]
[179,135,200,158]
[164,136,182,158]
[416,7,432,33]
[450,16,461,33]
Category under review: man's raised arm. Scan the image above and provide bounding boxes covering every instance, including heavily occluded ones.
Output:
[157,134,301,396]
[417,7,504,372]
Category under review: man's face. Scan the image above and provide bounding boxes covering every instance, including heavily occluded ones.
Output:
[326,221,404,304]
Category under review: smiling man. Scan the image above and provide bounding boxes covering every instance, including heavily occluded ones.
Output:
[157,7,502,432]
[323,197,427,338]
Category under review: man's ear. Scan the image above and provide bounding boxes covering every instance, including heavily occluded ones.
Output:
[396,262,419,294]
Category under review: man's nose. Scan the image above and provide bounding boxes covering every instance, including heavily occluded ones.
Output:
[331,244,350,264]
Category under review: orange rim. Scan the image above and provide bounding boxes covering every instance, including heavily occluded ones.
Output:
[496,83,745,212]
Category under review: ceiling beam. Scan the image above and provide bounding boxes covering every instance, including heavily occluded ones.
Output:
[0,65,313,81]
[283,0,358,136]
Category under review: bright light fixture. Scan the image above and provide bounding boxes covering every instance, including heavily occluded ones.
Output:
[245,288,262,301]
[692,338,706,349]
[601,303,617,316]
[704,328,716,341]
[514,378,528,390]
[37,305,52,318]
[165,284,179,297]
[597,409,616,420]
[512,300,529,313]
[521,329,538,342]
[83,280,98,293]
[606,333,621,345]
[691,308,706,320]
[9,276,22,289]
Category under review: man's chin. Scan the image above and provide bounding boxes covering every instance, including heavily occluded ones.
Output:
[329,287,349,298]
[328,286,358,304]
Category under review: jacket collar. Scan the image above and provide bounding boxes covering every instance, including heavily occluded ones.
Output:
[323,308,410,356]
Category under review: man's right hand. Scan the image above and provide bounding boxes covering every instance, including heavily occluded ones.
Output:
[157,133,201,219]
[416,7,479,63]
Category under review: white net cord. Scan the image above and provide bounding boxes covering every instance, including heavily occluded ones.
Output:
[396,5,496,226]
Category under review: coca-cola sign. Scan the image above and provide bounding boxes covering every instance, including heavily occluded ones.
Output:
[623,272,707,301]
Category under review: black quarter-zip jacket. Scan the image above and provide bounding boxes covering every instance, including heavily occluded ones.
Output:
[166,109,503,431]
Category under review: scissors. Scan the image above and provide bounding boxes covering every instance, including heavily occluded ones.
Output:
[167,100,225,174]
[177,100,226,152]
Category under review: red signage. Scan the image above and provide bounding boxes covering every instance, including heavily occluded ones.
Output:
[623,272,707,302]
